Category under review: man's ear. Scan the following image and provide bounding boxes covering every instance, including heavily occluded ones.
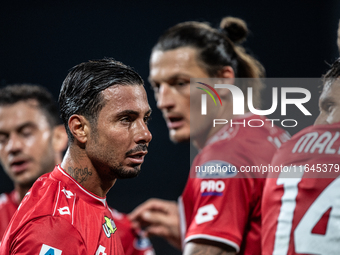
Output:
[68,115,90,144]
[216,66,235,98]
[219,66,235,79]
[52,125,68,153]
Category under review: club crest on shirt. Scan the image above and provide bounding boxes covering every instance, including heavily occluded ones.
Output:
[102,216,117,238]
[195,160,237,178]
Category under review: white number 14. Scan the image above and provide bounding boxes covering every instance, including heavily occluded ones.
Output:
[274,169,340,255]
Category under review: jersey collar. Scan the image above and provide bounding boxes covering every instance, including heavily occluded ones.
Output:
[51,165,107,207]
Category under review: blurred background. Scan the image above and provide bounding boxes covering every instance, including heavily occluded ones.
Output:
[0,0,339,253]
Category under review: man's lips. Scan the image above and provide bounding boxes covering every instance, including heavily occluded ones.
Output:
[165,115,185,129]
[10,160,31,174]
[126,151,148,165]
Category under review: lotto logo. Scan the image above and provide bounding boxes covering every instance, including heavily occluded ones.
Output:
[57,206,70,215]
[62,187,74,198]
[200,180,225,196]
[195,204,218,225]
[39,244,62,255]
[95,245,107,255]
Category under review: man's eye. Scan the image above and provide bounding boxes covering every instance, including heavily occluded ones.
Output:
[150,82,160,92]
[21,128,33,137]
[176,82,186,86]
[144,116,152,125]
[325,103,334,113]
[121,117,132,123]
[174,80,189,86]
[0,134,8,145]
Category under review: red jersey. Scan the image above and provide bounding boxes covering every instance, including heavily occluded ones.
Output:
[262,123,340,255]
[0,190,153,255]
[0,191,19,242]
[179,114,289,254]
[0,165,124,255]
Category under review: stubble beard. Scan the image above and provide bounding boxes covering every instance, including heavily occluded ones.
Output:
[111,163,141,179]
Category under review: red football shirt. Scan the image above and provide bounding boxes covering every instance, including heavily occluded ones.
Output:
[262,123,340,255]
[179,114,289,254]
[0,191,19,242]
[0,165,124,255]
[0,190,154,255]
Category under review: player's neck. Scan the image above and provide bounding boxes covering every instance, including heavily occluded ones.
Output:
[193,109,251,149]
[61,147,116,198]
[193,104,235,149]
[192,123,226,150]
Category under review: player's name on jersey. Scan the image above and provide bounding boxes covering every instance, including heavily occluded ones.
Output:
[268,130,340,179]
[293,131,340,155]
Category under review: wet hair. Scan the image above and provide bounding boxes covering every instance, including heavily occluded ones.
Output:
[323,58,340,83]
[0,84,60,127]
[58,58,144,142]
[153,16,265,109]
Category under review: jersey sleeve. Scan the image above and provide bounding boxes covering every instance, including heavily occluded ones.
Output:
[180,143,263,253]
[10,216,87,255]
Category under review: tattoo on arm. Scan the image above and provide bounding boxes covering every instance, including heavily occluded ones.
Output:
[68,167,92,184]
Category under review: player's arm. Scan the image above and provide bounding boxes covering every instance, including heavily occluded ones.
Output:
[129,198,181,249]
[183,241,236,255]
[9,216,87,255]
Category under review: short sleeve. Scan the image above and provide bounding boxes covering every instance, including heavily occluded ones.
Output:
[181,143,264,253]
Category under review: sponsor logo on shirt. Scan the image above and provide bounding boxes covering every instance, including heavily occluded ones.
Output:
[195,160,237,178]
[102,216,117,238]
[200,180,225,196]
[39,244,62,255]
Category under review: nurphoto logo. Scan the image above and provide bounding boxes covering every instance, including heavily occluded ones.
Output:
[195,78,314,129]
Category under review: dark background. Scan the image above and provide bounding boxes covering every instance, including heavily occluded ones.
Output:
[0,1,339,254]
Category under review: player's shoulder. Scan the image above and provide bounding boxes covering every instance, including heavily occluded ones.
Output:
[241,115,290,146]
[276,122,340,157]
[109,208,130,227]
[0,190,18,214]
[6,215,86,255]
[205,115,289,153]
[16,172,73,221]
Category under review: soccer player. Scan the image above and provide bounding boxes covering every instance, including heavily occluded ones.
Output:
[0,84,154,255]
[0,84,68,240]
[129,17,289,254]
[0,59,153,255]
[261,58,340,254]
